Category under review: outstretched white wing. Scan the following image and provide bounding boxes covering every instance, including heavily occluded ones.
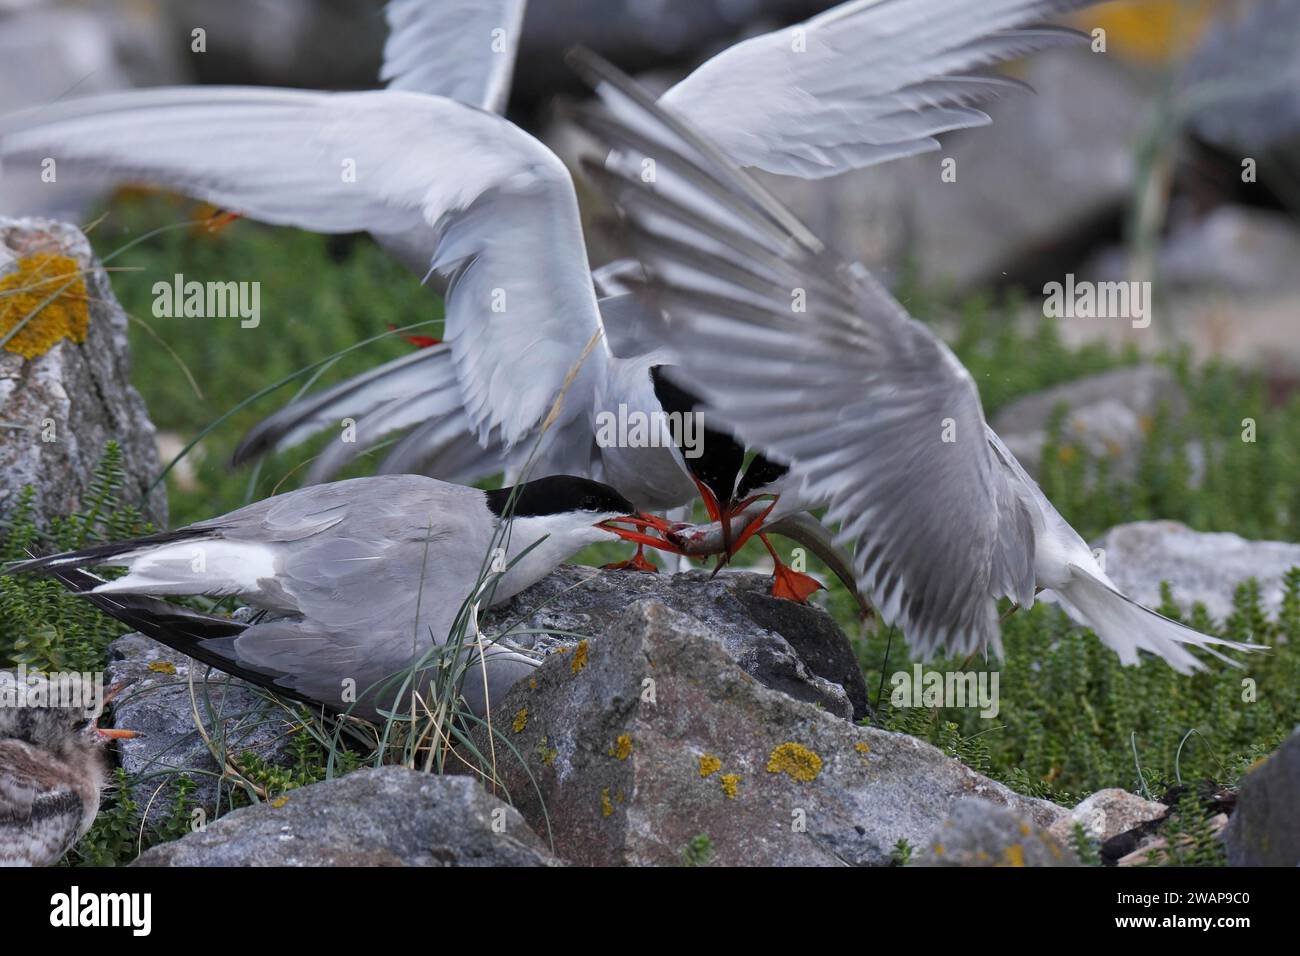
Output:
[382,0,527,113]
[575,55,1037,657]
[0,87,606,448]
[662,0,1095,178]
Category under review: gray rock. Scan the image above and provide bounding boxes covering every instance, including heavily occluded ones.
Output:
[0,217,166,525]
[1047,788,1168,846]
[991,365,1188,481]
[132,767,559,866]
[485,565,870,722]
[1087,206,1300,297]
[896,47,1150,290]
[106,634,293,828]
[917,797,1078,867]
[469,599,1065,866]
[1157,207,1300,296]
[1092,521,1300,624]
[1224,728,1300,867]
[1184,0,1300,160]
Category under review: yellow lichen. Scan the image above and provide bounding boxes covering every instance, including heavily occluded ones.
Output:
[933,844,945,857]
[270,795,290,809]
[1002,844,1026,867]
[609,734,632,760]
[698,754,722,778]
[600,788,613,818]
[571,639,589,674]
[720,774,740,799]
[536,736,558,766]
[511,707,528,733]
[147,661,177,675]
[854,742,870,754]
[528,678,539,690]
[1018,822,1032,837]
[766,742,823,782]
[0,254,90,359]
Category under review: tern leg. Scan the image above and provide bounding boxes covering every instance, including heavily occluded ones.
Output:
[603,542,659,574]
[760,533,823,604]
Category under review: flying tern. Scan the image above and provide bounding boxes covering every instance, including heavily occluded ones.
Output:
[571,53,1263,671]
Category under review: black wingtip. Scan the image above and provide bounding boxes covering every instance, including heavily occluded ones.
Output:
[36,558,330,714]
[5,527,210,577]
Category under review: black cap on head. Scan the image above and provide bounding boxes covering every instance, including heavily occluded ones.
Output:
[650,365,746,507]
[736,454,789,500]
[486,476,636,518]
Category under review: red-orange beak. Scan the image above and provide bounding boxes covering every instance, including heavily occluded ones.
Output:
[598,513,688,555]
[706,495,778,579]
[96,727,140,740]
[727,496,778,559]
[691,477,733,567]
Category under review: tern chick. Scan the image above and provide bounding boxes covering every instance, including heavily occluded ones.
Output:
[0,672,133,867]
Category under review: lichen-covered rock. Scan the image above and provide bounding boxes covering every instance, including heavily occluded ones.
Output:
[917,798,1078,867]
[1224,729,1300,867]
[1091,521,1300,623]
[485,565,871,721]
[0,217,166,525]
[132,767,559,867]
[105,634,293,828]
[1047,788,1168,845]
[470,600,1065,866]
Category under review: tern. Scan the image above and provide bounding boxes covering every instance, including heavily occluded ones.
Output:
[571,55,1263,672]
[0,0,1102,590]
[0,672,135,866]
[6,475,672,719]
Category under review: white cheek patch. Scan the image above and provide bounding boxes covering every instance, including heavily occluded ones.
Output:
[90,540,278,597]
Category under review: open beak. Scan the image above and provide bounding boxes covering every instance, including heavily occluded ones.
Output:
[707,495,778,579]
[691,477,733,565]
[598,513,689,556]
[101,680,130,706]
[93,679,139,739]
[727,496,778,558]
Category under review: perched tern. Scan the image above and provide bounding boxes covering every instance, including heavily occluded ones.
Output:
[571,54,1263,671]
[7,476,671,719]
[0,672,135,866]
[0,0,1103,545]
